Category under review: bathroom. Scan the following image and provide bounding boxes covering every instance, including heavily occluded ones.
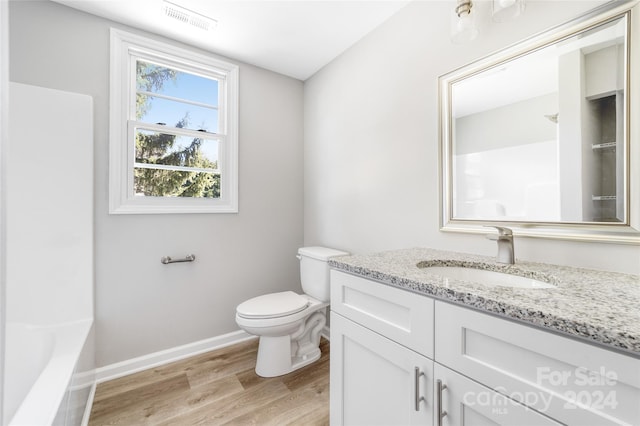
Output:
[1,0,639,424]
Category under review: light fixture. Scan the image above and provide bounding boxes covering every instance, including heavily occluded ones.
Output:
[163,0,217,32]
[451,0,478,44]
[492,0,525,22]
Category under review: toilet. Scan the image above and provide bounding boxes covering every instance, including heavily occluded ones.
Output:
[235,246,349,377]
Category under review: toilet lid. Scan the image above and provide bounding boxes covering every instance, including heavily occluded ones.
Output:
[236,291,309,319]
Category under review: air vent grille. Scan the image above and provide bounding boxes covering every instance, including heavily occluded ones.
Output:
[163,1,217,31]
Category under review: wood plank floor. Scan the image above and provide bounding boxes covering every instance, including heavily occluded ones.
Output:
[89,338,329,425]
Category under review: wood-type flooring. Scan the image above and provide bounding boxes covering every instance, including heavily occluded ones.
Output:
[88,338,329,425]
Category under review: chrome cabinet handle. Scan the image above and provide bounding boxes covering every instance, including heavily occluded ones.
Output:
[414,367,425,411]
[160,254,196,264]
[437,379,448,426]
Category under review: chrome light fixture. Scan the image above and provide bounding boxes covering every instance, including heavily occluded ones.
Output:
[492,0,525,22]
[451,0,478,44]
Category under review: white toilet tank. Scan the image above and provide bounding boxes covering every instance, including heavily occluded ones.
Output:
[298,247,349,302]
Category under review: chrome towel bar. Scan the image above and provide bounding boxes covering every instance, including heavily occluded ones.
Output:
[161,254,196,264]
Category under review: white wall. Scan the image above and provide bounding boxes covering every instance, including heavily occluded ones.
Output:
[304,0,640,274]
[9,0,304,366]
[0,0,8,421]
[455,93,558,154]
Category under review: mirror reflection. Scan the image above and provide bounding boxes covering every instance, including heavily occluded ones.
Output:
[450,15,627,224]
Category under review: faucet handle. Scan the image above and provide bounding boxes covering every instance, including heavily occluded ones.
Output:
[485,225,512,235]
[485,225,513,240]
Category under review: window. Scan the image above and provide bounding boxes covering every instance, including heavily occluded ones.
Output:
[109,29,238,213]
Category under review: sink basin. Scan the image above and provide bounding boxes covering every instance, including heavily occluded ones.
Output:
[423,266,556,289]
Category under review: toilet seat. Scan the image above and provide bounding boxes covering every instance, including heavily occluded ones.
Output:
[236,291,309,319]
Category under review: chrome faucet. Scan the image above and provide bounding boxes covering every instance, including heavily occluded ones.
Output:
[485,226,515,264]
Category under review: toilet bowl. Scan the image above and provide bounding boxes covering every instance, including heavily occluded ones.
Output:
[235,247,348,377]
[236,292,328,377]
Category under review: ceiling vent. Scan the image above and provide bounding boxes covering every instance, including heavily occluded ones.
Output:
[163,1,217,31]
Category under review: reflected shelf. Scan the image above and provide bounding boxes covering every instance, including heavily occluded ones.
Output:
[592,142,617,150]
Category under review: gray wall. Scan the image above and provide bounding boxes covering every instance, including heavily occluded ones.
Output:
[9,0,304,367]
[304,0,640,274]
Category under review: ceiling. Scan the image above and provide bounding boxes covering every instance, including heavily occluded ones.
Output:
[51,0,410,81]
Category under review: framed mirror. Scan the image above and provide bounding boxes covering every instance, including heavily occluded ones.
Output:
[439,1,640,243]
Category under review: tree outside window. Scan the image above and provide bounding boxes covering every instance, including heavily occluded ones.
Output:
[134,61,221,198]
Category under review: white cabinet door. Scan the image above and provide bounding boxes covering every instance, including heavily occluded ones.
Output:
[331,312,433,426]
[434,364,562,426]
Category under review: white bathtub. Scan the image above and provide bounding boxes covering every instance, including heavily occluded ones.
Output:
[3,319,94,426]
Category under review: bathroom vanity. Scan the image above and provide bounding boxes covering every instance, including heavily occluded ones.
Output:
[328,248,640,425]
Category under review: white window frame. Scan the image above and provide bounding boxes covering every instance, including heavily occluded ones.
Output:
[109,29,239,214]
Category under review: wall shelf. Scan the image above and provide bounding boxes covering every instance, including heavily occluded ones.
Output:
[592,142,616,150]
[592,195,617,201]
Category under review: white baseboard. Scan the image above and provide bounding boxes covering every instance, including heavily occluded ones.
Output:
[94,330,255,384]
[94,326,330,385]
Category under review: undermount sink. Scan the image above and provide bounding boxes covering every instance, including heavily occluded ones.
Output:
[422,265,556,289]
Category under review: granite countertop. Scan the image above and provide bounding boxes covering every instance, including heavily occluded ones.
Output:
[329,248,640,357]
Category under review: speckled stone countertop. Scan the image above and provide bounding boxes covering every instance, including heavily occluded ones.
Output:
[329,248,640,357]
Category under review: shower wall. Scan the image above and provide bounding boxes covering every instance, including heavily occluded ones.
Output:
[6,82,93,325]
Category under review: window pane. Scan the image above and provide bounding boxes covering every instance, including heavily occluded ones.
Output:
[137,95,219,133]
[136,61,218,106]
[135,130,219,168]
[134,168,220,198]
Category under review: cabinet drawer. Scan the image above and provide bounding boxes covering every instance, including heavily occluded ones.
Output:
[435,301,640,425]
[331,270,434,357]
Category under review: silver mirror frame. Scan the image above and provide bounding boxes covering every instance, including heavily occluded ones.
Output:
[439,0,640,244]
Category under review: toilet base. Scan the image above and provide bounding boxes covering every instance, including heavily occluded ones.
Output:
[255,336,322,377]
[255,335,293,377]
[254,310,326,378]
